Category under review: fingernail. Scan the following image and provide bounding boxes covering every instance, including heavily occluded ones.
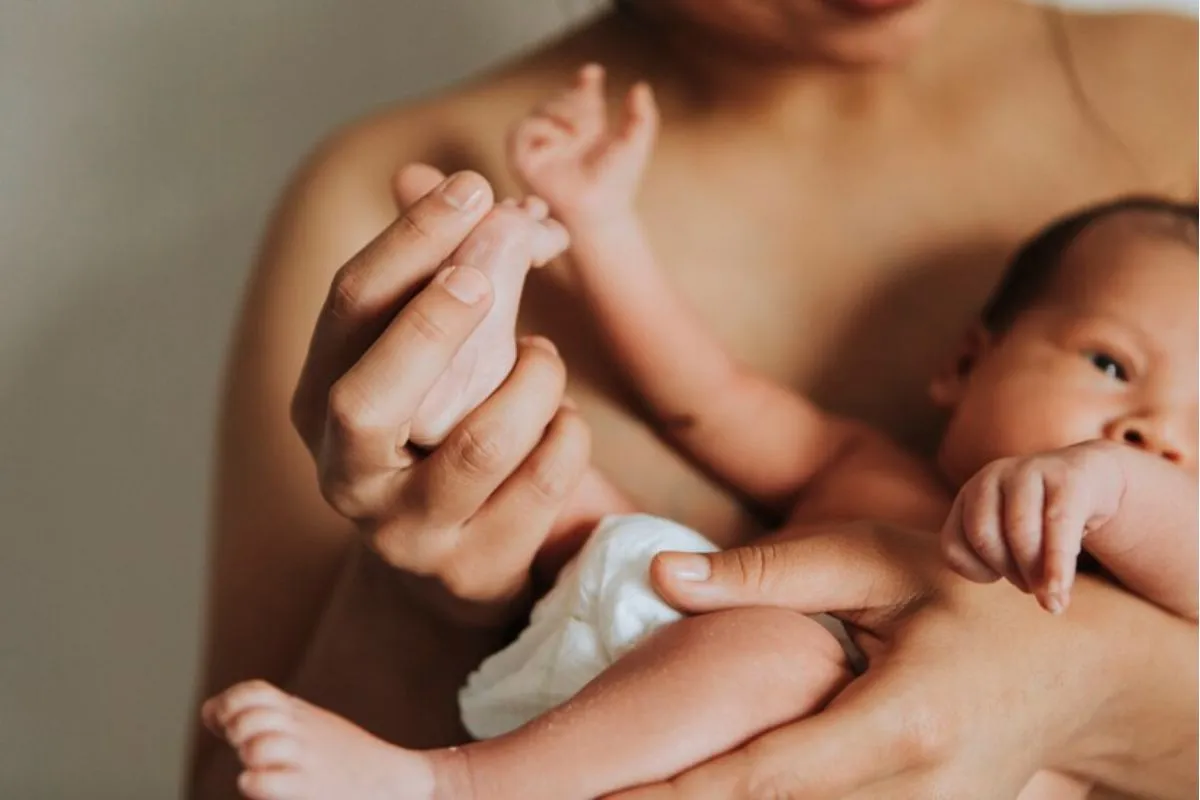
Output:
[1044,582,1065,615]
[439,266,489,304]
[660,552,711,582]
[439,172,485,210]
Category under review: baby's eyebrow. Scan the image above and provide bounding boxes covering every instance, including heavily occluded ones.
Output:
[1063,312,1155,356]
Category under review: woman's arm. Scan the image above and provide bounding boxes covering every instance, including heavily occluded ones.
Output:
[190,143,588,796]
[612,522,1197,799]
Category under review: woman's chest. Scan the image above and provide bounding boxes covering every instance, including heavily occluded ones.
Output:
[503,113,1158,537]
[539,150,1080,436]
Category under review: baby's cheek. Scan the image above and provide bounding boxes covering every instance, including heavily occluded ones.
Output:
[936,412,994,485]
[940,391,1033,479]
[964,390,1087,468]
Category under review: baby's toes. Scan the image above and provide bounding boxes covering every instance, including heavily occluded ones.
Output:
[240,730,302,771]
[531,218,570,266]
[224,704,295,749]
[204,680,289,735]
[238,767,305,800]
[521,195,549,220]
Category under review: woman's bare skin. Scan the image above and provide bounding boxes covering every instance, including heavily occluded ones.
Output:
[406,181,569,447]
[193,2,1196,797]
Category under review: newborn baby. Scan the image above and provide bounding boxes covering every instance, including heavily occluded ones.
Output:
[204,65,1198,800]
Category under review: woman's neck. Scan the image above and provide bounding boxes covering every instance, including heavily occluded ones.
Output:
[606,1,1015,127]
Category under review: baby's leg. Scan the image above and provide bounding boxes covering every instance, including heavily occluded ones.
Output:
[464,606,852,799]
[395,167,631,578]
[207,608,851,800]
[396,165,569,448]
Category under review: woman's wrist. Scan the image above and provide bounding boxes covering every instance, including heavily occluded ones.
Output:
[287,541,514,744]
[331,538,530,638]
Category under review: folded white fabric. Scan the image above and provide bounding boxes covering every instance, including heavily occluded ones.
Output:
[458,512,862,740]
[459,514,717,739]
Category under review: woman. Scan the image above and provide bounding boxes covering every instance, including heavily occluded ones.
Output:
[191,1,1197,797]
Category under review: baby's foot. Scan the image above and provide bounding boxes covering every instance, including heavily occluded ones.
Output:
[510,63,658,220]
[397,165,569,447]
[203,680,468,800]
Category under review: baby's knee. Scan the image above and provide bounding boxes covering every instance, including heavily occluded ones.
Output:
[664,607,853,698]
[701,607,849,667]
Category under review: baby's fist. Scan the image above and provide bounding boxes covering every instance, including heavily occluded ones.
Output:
[940,443,1124,613]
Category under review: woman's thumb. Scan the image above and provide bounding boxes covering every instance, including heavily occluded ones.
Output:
[650,525,921,616]
[649,537,837,613]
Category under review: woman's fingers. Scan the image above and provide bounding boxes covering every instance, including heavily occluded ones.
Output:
[608,689,909,800]
[292,170,494,452]
[467,404,591,572]
[313,266,494,520]
[392,162,447,210]
[390,337,568,531]
[650,523,925,622]
[370,343,586,601]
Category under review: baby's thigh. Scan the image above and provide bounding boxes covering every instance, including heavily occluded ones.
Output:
[623,606,854,727]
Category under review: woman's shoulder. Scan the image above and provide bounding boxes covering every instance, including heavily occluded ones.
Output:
[1059,8,1197,192]
[1063,5,1195,57]
[1062,8,1195,107]
[293,19,613,209]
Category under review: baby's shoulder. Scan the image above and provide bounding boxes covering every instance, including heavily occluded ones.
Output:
[789,426,951,533]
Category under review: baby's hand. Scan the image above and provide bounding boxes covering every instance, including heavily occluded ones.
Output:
[940,443,1125,614]
[509,64,658,221]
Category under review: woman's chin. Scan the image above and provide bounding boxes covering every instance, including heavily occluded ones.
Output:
[627,0,945,69]
[807,0,944,67]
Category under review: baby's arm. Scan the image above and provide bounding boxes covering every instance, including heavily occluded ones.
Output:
[511,65,867,512]
[942,441,1198,619]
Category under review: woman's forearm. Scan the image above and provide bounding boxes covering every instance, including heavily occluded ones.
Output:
[1058,577,1198,799]
[190,544,510,800]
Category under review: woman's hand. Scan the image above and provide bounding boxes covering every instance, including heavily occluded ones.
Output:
[290,166,590,624]
[609,521,1193,799]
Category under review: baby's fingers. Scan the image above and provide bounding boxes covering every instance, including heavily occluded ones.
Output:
[959,472,1019,584]
[1037,481,1088,614]
[999,467,1044,593]
[940,491,1001,584]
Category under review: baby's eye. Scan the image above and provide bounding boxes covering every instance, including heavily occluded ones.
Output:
[1085,351,1129,382]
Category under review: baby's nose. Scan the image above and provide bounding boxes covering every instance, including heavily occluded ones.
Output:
[1105,416,1189,466]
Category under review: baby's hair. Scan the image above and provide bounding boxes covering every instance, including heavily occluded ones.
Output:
[981,196,1199,332]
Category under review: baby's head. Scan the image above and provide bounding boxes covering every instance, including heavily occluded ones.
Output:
[932,197,1198,485]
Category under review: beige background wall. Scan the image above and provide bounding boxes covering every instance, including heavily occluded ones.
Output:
[0,1,1193,797]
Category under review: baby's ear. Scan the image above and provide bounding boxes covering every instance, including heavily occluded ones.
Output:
[929,325,991,408]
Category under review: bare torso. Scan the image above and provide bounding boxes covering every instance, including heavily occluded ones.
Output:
[199,3,1196,782]
[364,7,1194,543]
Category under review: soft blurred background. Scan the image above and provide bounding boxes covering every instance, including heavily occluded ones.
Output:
[0,0,1193,797]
